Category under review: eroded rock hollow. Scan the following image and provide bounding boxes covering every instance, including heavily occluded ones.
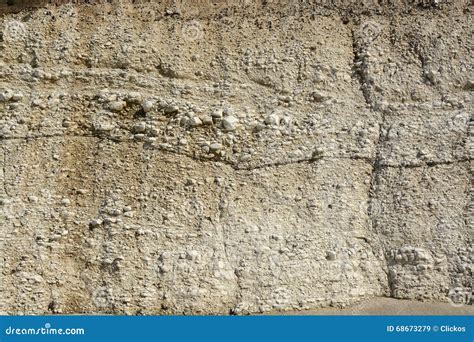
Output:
[0,0,472,314]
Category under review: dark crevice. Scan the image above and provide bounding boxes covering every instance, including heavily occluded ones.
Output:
[2,146,9,196]
[351,24,374,108]
[1,132,471,172]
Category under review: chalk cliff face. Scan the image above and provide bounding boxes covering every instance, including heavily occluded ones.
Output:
[0,0,472,314]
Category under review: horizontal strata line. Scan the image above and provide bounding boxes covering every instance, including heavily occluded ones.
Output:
[0,133,98,140]
[233,156,374,170]
[1,133,471,170]
[378,158,472,168]
[235,157,472,171]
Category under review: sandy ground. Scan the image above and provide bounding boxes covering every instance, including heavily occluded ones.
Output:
[266,298,474,315]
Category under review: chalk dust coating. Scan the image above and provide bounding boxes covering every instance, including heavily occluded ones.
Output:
[0,0,472,314]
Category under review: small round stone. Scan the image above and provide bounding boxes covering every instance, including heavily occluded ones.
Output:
[211,110,223,119]
[89,219,103,228]
[189,116,202,127]
[265,113,280,125]
[164,105,179,114]
[142,100,154,113]
[222,116,239,131]
[109,100,126,112]
[28,195,39,203]
[11,93,23,102]
[202,116,213,125]
[132,122,147,133]
[0,90,12,102]
[210,143,223,152]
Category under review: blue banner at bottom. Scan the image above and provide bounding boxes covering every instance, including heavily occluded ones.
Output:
[0,316,472,342]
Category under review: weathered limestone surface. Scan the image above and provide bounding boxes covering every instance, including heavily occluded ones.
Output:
[0,0,472,314]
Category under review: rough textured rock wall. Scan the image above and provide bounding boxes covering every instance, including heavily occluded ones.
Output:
[0,0,472,314]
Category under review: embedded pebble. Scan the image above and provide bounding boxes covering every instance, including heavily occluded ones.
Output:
[109,100,126,112]
[210,143,223,152]
[164,105,179,114]
[132,121,147,133]
[222,116,239,131]
[142,100,154,113]
[189,117,202,127]
[0,91,13,102]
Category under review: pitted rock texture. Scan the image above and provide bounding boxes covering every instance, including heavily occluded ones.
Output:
[0,0,472,314]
